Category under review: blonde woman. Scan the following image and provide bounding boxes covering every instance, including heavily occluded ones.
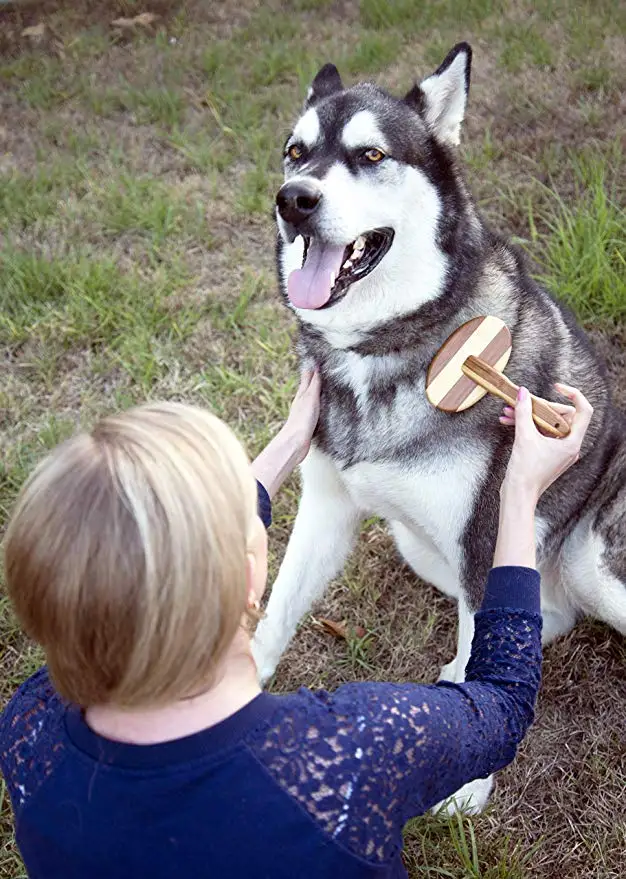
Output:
[1,374,592,879]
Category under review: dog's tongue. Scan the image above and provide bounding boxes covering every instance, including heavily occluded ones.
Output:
[287,240,345,309]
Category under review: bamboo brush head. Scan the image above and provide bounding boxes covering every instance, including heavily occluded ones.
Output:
[426,316,512,412]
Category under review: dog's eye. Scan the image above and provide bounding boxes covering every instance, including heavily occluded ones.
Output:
[286,144,304,161]
[363,148,385,163]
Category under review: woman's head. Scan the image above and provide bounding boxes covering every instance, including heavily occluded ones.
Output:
[3,402,266,708]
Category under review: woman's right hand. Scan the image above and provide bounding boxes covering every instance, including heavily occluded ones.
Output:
[500,383,594,504]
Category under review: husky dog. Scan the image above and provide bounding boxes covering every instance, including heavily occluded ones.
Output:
[251,43,626,813]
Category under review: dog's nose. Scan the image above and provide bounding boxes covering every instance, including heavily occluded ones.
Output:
[276,181,322,226]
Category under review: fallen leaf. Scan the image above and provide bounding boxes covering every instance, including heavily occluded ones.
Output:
[111,13,158,29]
[312,618,367,641]
[135,12,158,26]
[22,23,45,39]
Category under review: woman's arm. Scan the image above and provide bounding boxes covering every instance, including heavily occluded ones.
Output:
[323,385,593,853]
[251,370,321,501]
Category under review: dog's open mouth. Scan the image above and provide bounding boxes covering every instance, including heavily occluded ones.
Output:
[287,228,394,310]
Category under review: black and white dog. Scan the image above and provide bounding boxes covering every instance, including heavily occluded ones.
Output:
[251,43,626,813]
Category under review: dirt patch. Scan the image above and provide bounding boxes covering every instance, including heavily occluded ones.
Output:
[0,1,178,55]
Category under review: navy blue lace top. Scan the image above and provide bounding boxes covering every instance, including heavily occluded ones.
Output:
[0,481,542,878]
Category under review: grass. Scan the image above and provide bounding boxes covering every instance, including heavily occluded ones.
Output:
[0,249,196,390]
[360,0,502,30]
[403,811,537,878]
[529,150,626,325]
[498,24,554,73]
[0,1,625,877]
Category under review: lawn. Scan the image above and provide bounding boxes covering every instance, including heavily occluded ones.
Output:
[1,1,625,876]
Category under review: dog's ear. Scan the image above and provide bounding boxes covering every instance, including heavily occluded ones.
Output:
[404,42,472,147]
[305,63,343,106]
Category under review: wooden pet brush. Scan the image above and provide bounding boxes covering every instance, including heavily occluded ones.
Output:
[426,315,570,438]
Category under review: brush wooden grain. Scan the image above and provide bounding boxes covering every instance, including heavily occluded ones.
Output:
[462,356,570,437]
[427,316,571,438]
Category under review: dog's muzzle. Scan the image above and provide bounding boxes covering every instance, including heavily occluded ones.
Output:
[276,180,322,228]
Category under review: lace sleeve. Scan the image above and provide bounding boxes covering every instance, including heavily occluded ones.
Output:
[0,667,67,814]
[250,606,542,865]
[256,480,272,529]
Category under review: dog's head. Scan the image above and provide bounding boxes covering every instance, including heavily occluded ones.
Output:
[276,43,474,342]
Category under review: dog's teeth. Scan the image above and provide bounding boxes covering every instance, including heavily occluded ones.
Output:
[342,259,353,270]
[351,236,366,261]
[330,271,336,287]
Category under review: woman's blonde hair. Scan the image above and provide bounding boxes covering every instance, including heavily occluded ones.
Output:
[3,402,258,708]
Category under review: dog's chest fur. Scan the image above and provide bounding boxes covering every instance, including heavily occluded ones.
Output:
[309,343,493,561]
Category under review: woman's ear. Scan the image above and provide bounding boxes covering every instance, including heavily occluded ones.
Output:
[246,517,268,607]
[246,553,259,609]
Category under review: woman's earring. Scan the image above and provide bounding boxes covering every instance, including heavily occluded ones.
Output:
[246,598,264,624]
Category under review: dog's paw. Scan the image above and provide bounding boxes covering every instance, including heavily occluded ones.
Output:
[431,776,494,817]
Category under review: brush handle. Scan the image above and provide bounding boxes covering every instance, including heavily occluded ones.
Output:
[462,356,571,438]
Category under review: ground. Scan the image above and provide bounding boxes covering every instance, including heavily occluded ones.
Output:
[0,1,625,877]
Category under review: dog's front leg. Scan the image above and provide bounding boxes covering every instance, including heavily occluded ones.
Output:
[252,447,360,685]
[438,595,475,684]
[434,596,495,815]
[434,521,497,815]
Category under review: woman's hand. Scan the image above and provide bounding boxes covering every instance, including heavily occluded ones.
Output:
[500,383,594,504]
[284,369,322,465]
[493,383,593,570]
[250,369,321,500]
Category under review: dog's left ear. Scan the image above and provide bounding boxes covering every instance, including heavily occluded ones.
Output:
[404,42,472,147]
[305,63,343,106]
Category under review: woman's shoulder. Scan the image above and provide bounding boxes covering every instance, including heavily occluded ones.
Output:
[1,665,60,729]
[245,682,421,864]
[255,681,432,741]
[0,666,68,812]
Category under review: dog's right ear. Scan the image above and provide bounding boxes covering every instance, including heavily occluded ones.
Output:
[305,63,343,106]
[404,42,472,147]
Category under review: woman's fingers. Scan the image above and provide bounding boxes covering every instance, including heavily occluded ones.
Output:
[555,383,594,444]
[298,368,315,393]
[296,367,321,398]
[555,383,594,415]
[511,387,536,442]
[499,393,584,438]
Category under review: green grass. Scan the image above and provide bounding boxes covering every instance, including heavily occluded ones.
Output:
[574,62,616,95]
[119,84,187,128]
[360,0,501,30]
[92,172,208,247]
[529,150,626,325]
[403,811,538,877]
[343,31,400,75]
[0,163,87,231]
[498,24,554,72]
[0,1,625,877]
[168,127,236,174]
[0,249,196,389]
[0,55,68,110]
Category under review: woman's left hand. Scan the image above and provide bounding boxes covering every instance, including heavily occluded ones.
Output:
[250,368,321,500]
[285,369,322,464]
